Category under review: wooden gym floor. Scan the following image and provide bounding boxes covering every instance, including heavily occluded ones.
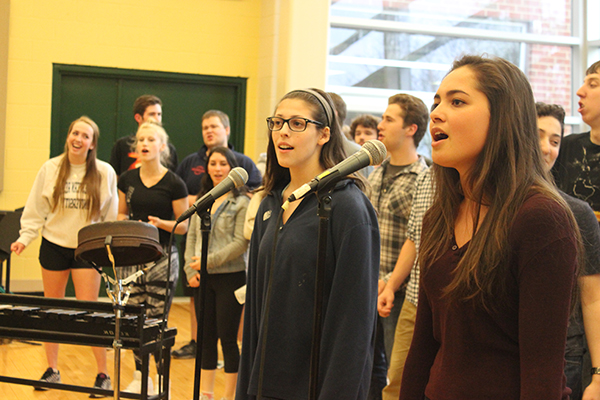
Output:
[0,300,227,399]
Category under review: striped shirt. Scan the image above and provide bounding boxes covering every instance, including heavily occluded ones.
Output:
[405,168,435,305]
[368,156,428,288]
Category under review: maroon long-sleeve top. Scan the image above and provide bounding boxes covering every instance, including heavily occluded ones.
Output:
[400,192,577,400]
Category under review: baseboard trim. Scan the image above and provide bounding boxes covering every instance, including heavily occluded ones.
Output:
[4,279,43,294]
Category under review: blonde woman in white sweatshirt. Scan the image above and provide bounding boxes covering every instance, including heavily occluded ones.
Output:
[11,116,118,394]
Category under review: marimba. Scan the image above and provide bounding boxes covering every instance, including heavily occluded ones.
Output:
[0,220,175,399]
[0,293,175,399]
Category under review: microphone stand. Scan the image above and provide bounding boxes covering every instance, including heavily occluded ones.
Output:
[308,189,333,400]
[192,208,212,400]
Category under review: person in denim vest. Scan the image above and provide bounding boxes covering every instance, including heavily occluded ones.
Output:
[185,146,249,400]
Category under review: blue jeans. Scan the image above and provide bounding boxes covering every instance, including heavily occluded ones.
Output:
[369,291,405,400]
[565,332,586,400]
[368,318,387,400]
[380,290,405,362]
[565,355,583,400]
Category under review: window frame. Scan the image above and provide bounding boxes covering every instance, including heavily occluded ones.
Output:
[327,0,598,134]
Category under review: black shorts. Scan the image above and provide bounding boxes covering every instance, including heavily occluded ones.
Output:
[39,237,93,271]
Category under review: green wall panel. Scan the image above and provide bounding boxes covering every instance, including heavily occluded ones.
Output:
[50,64,247,297]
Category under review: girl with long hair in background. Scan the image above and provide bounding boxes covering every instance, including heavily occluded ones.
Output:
[11,116,118,394]
[117,121,188,394]
[184,146,249,400]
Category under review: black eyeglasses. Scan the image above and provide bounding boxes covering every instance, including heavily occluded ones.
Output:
[266,117,324,132]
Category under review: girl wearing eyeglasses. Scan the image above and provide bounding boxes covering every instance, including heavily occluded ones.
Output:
[236,88,380,400]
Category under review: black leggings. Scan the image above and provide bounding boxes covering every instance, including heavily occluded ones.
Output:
[195,271,245,373]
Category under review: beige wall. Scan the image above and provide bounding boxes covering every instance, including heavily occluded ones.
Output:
[255,0,330,167]
[1,0,329,291]
[0,1,8,193]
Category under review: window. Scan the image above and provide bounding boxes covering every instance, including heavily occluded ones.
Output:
[327,0,593,151]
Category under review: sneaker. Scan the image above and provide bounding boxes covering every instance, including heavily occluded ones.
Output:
[90,373,112,398]
[124,370,154,395]
[34,367,61,391]
[172,340,196,359]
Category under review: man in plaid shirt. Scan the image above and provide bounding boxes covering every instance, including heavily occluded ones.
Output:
[367,94,429,399]
[378,168,434,400]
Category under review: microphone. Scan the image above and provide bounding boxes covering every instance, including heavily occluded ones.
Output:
[177,167,249,223]
[282,139,387,210]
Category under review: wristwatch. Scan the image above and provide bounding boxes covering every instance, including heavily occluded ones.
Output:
[592,367,600,375]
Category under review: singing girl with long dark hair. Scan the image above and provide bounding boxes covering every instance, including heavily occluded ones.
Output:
[400,55,579,400]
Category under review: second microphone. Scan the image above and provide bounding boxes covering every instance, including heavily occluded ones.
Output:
[177,167,248,223]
